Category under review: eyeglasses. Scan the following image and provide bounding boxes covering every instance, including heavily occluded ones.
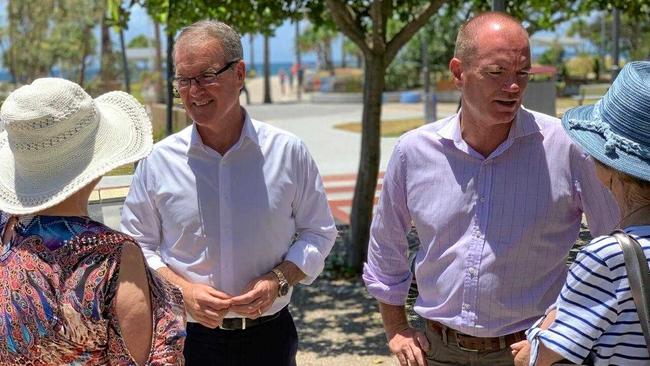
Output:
[172,59,240,91]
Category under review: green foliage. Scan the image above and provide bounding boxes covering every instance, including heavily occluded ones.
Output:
[565,55,596,79]
[385,61,420,91]
[538,41,565,66]
[131,1,296,36]
[568,12,650,61]
[298,25,337,72]
[128,34,150,48]
[2,0,103,84]
[385,2,466,91]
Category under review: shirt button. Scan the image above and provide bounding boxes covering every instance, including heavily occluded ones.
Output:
[462,303,471,311]
[468,267,478,277]
[479,197,486,203]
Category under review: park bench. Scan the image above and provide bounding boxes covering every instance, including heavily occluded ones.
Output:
[572,83,611,105]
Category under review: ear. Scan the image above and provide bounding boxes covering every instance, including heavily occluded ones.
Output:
[235,60,246,86]
[449,57,463,89]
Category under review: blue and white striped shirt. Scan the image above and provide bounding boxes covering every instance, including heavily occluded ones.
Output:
[528,225,650,365]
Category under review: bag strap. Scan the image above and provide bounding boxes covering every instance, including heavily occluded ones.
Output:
[612,230,650,347]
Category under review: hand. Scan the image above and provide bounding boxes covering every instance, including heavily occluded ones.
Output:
[229,273,279,319]
[387,327,430,366]
[511,340,531,366]
[183,283,232,328]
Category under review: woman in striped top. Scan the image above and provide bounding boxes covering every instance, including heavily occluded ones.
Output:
[512,61,650,365]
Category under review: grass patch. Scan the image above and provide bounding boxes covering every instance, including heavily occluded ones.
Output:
[107,163,136,176]
[335,117,425,137]
[556,97,581,110]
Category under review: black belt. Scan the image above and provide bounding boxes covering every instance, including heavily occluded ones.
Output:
[219,307,285,330]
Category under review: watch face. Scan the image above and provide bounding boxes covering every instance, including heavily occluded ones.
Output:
[279,282,290,296]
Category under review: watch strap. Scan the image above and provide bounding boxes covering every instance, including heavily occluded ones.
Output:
[272,268,289,296]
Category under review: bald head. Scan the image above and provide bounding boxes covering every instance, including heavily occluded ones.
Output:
[454,12,528,64]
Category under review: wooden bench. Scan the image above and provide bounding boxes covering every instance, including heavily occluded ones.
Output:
[572,83,611,105]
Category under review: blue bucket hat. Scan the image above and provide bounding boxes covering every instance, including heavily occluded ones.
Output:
[562,61,650,182]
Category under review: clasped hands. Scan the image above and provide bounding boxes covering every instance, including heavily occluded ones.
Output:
[183,272,279,328]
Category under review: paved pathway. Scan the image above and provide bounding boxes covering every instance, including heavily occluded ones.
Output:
[324,172,384,224]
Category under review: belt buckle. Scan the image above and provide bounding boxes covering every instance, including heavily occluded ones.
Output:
[220,318,246,331]
[454,333,480,352]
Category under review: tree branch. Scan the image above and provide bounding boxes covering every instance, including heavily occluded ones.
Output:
[325,0,370,55]
[385,0,444,63]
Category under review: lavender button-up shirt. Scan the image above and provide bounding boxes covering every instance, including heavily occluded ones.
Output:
[363,108,619,337]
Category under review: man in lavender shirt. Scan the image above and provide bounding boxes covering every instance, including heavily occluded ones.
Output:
[363,12,619,366]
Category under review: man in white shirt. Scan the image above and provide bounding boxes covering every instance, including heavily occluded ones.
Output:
[120,20,337,366]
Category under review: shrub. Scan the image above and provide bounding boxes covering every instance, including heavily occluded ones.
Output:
[565,55,595,79]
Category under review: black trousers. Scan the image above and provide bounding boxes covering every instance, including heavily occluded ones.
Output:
[183,307,298,366]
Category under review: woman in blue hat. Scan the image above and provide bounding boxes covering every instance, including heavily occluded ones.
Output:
[512,61,650,365]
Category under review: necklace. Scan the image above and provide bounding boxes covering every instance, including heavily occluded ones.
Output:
[617,203,650,229]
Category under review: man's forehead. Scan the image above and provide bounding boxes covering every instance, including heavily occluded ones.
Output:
[474,35,529,59]
[175,40,224,64]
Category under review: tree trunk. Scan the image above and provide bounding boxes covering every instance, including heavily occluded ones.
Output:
[341,35,347,68]
[119,27,131,93]
[7,0,17,83]
[153,20,164,103]
[249,34,256,73]
[166,30,174,136]
[79,24,92,87]
[326,40,335,76]
[263,34,272,104]
[100,13,116,92]
[346,53,385,272]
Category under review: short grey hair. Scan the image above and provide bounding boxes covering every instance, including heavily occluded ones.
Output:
[174,20,243,63]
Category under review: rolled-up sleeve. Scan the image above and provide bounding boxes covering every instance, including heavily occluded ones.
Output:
[119,159,166,270]
[363,142,413,305]
[285,141,337,285]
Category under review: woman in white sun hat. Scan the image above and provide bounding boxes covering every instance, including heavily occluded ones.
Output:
[0,78,185,365]
[512,61,650,365]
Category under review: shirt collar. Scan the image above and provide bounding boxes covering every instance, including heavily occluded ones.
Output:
[436,107,541,143]
[188,108,260,155]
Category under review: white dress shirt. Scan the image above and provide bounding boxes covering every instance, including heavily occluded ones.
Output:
[120,111,337,318]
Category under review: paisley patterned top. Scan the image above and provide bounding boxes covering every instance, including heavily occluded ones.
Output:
[0,213,186,365]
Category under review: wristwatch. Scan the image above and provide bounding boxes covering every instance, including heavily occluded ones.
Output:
[271,268,290,297]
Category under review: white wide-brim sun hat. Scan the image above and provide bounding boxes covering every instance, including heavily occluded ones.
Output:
[0,78,153,215]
